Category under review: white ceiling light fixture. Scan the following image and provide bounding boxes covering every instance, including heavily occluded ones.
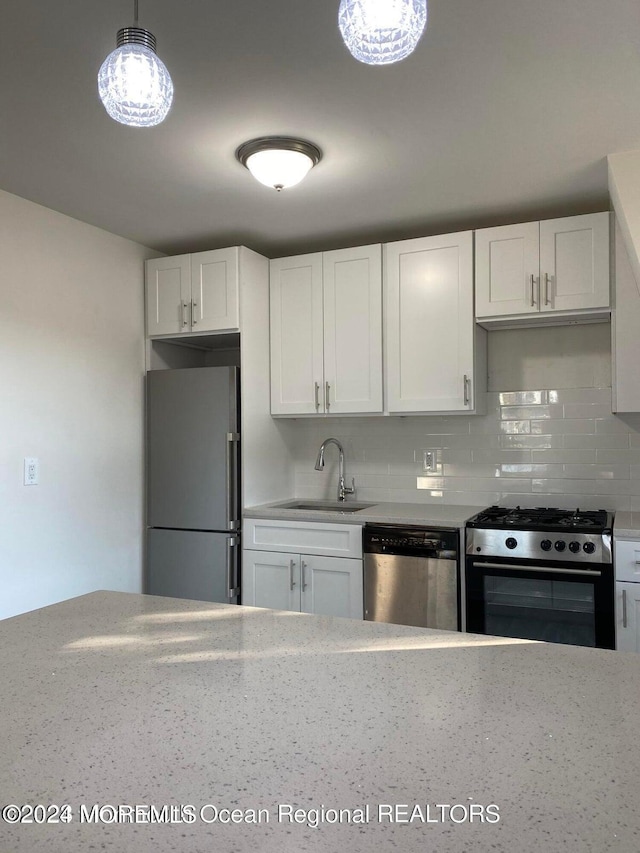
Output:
[98,0,173,127]
[236,137,322,192]
[338,0,428,66]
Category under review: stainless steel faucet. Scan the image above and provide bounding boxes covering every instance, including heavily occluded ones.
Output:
[314,437,355,502]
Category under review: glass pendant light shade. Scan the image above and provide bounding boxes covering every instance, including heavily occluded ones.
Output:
[338,0,428,66]
[98,26,173,127]
[236,138,322,191]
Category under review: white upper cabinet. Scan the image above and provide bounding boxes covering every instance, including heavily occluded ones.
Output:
[385,231,485,414]
[475,212,610,326]
[191,249,239,331]
[146,247,239,337]
[475,222,540,318]
[270,253,324,415]
[322,246,383,414]
[270,245,383,416]
[146,254,191,336]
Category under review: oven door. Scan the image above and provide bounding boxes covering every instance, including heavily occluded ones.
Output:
[465,557,615,649]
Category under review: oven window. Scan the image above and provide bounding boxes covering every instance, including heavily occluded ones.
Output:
[483,575,596,647]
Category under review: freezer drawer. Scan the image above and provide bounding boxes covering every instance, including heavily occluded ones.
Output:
[147,529,239,604]
[364,552,458,630]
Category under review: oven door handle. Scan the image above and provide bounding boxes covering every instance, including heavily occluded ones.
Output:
[472,561,602,578]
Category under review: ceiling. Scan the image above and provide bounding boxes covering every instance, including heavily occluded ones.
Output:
[2,0,640,258]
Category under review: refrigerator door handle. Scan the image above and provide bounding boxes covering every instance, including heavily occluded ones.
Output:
[226,432,240,531]
[226,536,240,599]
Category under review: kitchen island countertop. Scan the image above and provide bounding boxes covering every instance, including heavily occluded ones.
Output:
[1,590,639,852]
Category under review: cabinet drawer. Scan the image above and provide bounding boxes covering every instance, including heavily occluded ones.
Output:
[243,518,362,558]
[614,540,640,582]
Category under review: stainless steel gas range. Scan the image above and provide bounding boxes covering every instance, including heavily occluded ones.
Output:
[465,506,615,649]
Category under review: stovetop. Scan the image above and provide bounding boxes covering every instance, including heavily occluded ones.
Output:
[467,506,611,534]
[466,506,613,564]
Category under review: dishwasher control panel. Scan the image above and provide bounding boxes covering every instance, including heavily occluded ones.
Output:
[363,524,459,558]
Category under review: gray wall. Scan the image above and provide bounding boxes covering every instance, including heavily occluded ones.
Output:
[0,189,157,619]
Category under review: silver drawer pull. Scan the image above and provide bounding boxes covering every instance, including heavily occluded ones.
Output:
[622,589,628,628]
[289,559,296,591]
[301,560,308,591]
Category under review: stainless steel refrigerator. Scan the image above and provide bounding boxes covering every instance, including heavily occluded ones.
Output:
[146,366,240,604]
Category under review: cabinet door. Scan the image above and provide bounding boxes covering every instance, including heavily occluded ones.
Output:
[242,549,300,612]
[300,555,363,620]
[614,540,640,583]
[322,245,383,414]
[385,232,475,412]
[146,255,191,336]
[475,222,540,318]
[270,254,324,415]
[191,248,239,332]
[616,582,640,652]
[539,213,610,313]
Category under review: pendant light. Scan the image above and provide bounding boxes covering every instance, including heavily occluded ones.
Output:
[98,0,173,127]
[236,137,322,191]
[338,0,428,66]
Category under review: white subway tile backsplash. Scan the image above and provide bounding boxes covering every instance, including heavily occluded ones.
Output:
[563,434,630,450]
[531,419,596,435]
[291,385,640,512]
[501,404,564,420]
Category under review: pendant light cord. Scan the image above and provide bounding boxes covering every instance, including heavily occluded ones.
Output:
[134,0,138,26]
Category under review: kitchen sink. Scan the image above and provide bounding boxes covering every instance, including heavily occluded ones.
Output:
[279,500,374,513]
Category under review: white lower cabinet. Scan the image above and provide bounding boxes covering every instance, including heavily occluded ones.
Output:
[615,538,640,652]
[243,549,363,619]
[241,518,364,619]
[616,582,640,652]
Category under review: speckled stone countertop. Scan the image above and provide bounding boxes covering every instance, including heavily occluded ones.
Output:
[2,591,640,852]
[614,511,640,540]
[244,499,483,529]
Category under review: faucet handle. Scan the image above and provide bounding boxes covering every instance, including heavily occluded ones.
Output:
[345,477,356,495]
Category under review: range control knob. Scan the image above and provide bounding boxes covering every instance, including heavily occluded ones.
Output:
[568,541,581,553]
[505,537,518,550]
[583,542,596,555]
[540,539,552,552]
[554,540,566,552]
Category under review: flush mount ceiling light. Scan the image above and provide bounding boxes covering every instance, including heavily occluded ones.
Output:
[98,0,173,127]
[338,0,428,65]
[236,137,322,191]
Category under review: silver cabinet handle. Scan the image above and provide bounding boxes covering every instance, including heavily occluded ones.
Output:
[623,589,628,628]
[634,560,640,565]
[226,536,239,599]
[325,382,330,412]
[191,300,198,326]
[463,374,470,406]
[301,560,308,591]
[289,559,296,592]
[314,382,320,412]
[544,273,551,305]
[530,274,536,307]
[181,302,189,328]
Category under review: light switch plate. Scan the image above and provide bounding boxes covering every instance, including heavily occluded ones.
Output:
[24,457,39,486]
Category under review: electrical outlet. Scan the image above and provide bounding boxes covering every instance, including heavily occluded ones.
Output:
[24,457,39,486]
[422,450,438,473]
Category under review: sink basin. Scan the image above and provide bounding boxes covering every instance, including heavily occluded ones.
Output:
[279,500,374,514]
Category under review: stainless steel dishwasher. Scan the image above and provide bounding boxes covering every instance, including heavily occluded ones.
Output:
[363,524,460,630]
